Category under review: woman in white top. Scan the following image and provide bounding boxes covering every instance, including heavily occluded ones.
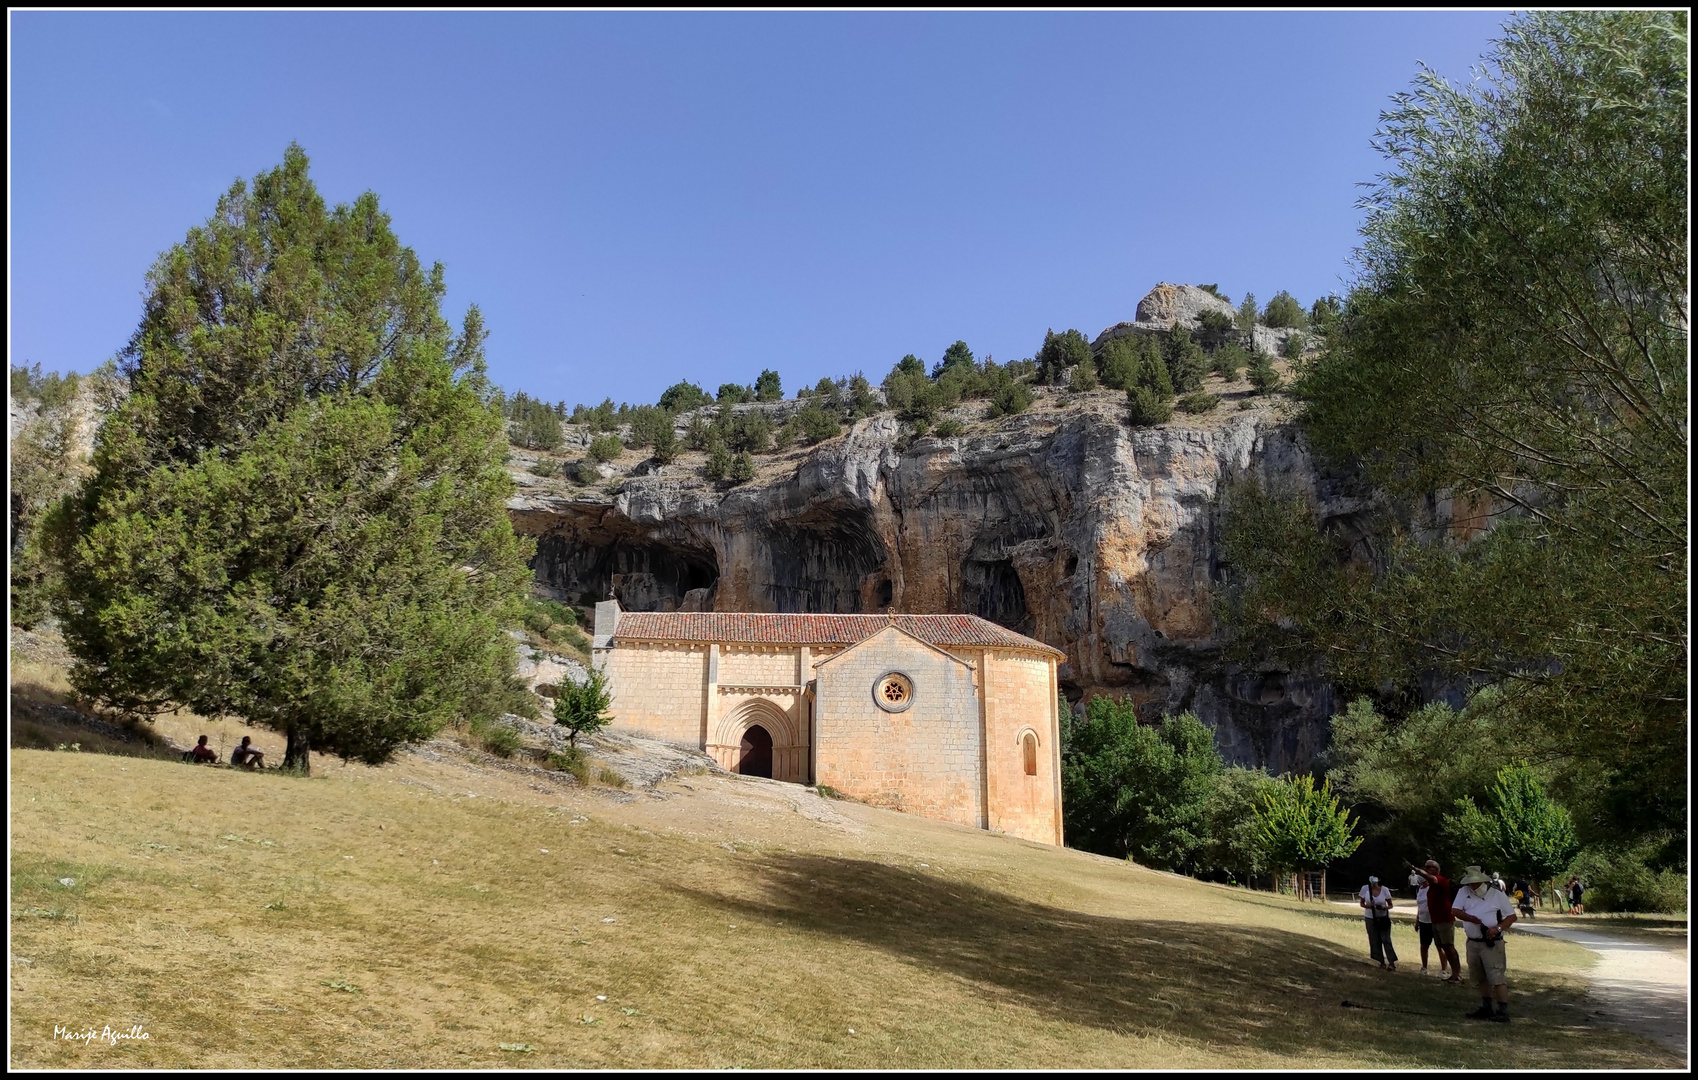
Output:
[1413,873,1438,973]
[1359,875,1398,970]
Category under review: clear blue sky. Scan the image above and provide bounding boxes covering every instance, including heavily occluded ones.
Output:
[10,11,1509,407]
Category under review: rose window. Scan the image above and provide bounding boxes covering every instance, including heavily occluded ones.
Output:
[874,672,914,712]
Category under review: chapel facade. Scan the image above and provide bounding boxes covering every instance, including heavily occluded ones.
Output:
[591,602,1065,845]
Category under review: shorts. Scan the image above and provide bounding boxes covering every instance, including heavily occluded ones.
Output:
[1417,921,1434,949]
[1430,921,1456,948]
[1466,937,1508,987]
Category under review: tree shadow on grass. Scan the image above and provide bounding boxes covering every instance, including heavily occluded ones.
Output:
[672,854,1672,1068]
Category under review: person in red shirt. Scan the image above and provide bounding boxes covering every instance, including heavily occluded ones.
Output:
[190,735,218,763]
[1408,858,1462,983]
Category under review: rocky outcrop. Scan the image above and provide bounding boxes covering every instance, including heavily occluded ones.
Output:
[1095,282,1312,360]
[509,391,1367,775]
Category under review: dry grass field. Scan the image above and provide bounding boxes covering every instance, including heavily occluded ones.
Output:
[10,719,1680,1071]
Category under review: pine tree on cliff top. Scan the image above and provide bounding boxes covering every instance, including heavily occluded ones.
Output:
[46,144,533,774]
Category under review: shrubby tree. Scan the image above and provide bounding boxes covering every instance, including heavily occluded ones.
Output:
[1127,385,1173,427]
[1036,328,1092,385]
[753,368,783,403]
[1161,328,1208,393]
[659,380,713,413]
[553,667,613,746]
[1201,766,1281,885]
[933,340,975,378]
[1211,343,1249,382]
[506,391,564,450]
[798,402,842,443]
[1194,309,1236,350]
[1236,293,1258,336]
[625,405,672,449]
[1444,763,1579,890]
[587,434,623,463]
[45,145,533,774]
[1247,351,1281,393]
[1254,774,1362,880]
[1261,290,1307,329]
[717,382,754,404]
[728,450,756,484]
[1062,701,1221,871]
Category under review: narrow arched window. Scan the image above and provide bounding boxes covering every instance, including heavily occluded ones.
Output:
[1022,731,1038,776]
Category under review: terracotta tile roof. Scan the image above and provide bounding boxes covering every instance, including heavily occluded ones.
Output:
[610,611,1065,658]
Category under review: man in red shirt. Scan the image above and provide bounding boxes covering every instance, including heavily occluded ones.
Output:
[1409,858,1462,983]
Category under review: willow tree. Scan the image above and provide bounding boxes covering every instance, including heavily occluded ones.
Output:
[1221,11,1687,846]
[47,145,533,774]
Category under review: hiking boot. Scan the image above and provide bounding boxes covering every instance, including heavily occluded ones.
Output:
[1489,1012,1510,1023]
[1465,1005,1496,1020]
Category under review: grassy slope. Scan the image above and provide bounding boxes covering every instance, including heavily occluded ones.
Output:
[10,743,1677,1070]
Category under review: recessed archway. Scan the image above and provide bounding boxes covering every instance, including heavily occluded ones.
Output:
[738,724,773,778]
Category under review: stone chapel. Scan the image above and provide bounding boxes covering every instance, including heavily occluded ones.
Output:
[591,601,1065,845]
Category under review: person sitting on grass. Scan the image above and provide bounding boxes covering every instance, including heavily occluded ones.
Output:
[230,735,264,770]
[190,735,218,763]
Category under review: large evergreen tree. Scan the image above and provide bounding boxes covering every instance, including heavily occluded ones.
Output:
[46,145,533,774]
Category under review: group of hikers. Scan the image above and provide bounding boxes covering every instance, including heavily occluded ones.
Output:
[185,734,265,769]
[1355,859,1583,1024]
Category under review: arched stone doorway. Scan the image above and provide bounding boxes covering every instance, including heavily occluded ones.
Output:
[738,724,773,778]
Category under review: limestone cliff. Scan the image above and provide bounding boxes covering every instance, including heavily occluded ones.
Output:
[508,386,1364,775]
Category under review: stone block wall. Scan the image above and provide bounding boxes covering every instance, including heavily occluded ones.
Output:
[604,641,709,744]
[981,651,1062,845]
[814,628,984,829]
[720,645,802,687]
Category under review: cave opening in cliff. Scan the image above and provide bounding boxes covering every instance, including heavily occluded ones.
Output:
[961,557,1032,634]
[533,533,719,613]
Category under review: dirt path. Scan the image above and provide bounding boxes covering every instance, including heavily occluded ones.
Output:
[1515,922,1688,1061]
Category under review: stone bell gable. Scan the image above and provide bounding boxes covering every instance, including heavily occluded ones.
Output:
[591,603,1063,845]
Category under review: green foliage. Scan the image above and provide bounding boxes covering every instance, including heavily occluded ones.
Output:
[505,391,563,451]
[1194,309,1236,350]
[1201,767,1281,884]
[552,667,613,746]
[587,434,623,463]
[1126,385,1173,427]
[933,418,965,438]
[1254,774,1362,871]
[1161,329,1207,393]
[1279,332,1305,360]
[716,383,754,405]
[704,436,731,481]
[1565,844,1688,913]
[728,450,756,484]
[713,407,771,454]
[683,413,711,451]
[1308,295,1342,337]
[1036,329,1093,385]
[625,405,672,449]
[753,369,783,403]
[1177,392,1219,414]
[571,398,621,433]
[1261,290,1307,329]
[1096,337,1140,391]
[843,374,879,420]
[1239,11,1687,845]
[1324,694,1519,867]
[649,423,679,464]
[1236,292,1258,336]
[772,416,800,451]
[475,719,524,758]
[1211,343,1249,381]
[9,363,82,409]
[1061,701,1222,872]
[882,359,945,425]
[987,379,1032,418]
[1246,352,1281,393]
[658,380,713,413]
[1067,360,1099,392]
[1197,283,1230,303]
[570,459,602,485]
[47,144,533,772]
[1443,764,1579,884]
[933,340,976,378]
[546,746,593,783]
[797,402,841,443]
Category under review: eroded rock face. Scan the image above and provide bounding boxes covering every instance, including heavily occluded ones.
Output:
[509,396,1363,775]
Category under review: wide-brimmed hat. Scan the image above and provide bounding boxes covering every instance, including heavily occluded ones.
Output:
[1460,865,1490,885]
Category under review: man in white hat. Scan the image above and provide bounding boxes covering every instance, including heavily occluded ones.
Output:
[1451,864,1518,1022]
